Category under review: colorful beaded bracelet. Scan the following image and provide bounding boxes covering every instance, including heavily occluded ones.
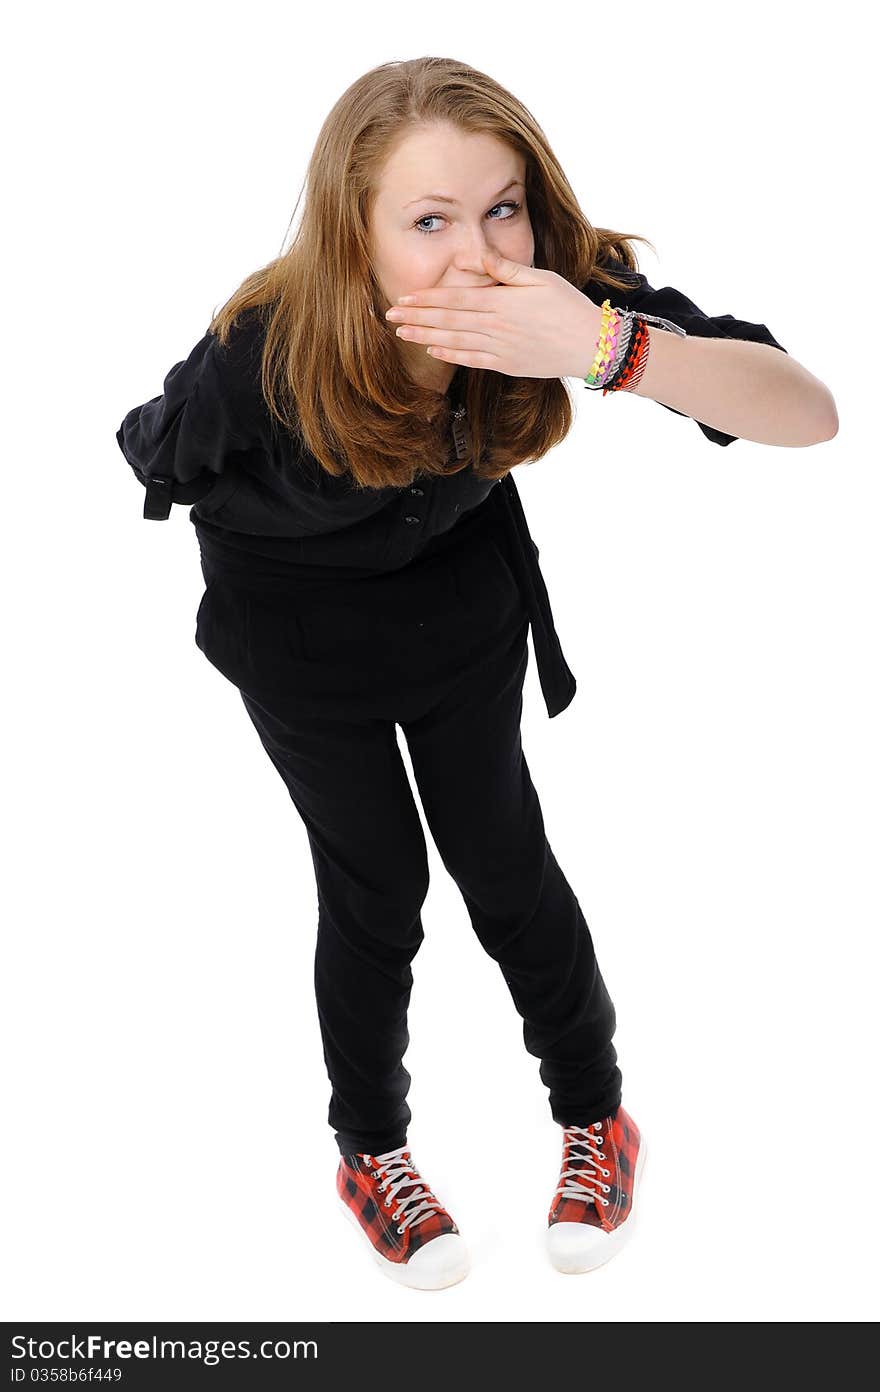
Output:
[583,298,687,395]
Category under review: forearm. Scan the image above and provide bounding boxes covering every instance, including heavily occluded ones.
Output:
[628,329,838,447]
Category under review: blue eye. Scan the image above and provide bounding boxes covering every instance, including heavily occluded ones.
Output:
[414,200,522,235]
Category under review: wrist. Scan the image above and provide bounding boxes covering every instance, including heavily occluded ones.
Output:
[571,296,606,379]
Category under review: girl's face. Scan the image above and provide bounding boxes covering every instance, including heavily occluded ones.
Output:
[368,121,534,390]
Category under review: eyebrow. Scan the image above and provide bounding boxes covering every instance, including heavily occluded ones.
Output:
[404,179,524,208]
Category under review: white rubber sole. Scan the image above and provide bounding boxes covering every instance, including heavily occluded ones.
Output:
[547,1133,648,1275]
[337,1195,471,1290]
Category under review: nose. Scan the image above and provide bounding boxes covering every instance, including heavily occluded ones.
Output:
[449,230,501,275]
[451,258,499,285]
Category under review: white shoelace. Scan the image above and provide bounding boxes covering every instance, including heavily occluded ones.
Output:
[554,1123,612,1207]
[360,1145,445,1232]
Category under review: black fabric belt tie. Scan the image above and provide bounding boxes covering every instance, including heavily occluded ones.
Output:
[488,473,577,719]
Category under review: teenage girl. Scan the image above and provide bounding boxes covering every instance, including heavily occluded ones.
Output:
[117,57,832,1292]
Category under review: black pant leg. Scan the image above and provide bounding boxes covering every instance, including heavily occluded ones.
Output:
[237,691,430,1157]
[399,538,623,1128]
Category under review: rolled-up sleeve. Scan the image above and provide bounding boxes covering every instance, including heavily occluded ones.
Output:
[115,309,268,517]
[580,257,788,446]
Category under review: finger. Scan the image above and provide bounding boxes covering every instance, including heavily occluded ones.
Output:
[392,285,500,310]
[386,305,493,328]
[393,323,495,348]
[426,345,502,368]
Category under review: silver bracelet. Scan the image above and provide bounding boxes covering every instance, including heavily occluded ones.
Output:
[636,311,687,337]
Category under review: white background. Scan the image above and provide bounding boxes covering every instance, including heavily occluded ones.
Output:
[3,0,876,1325]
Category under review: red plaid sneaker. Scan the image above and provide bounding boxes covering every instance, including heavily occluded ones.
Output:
[547,1103,647,1274]
[337,1144,470,1290]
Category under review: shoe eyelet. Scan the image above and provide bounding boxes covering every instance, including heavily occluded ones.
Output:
[397,1225,405,1234]
[602,1198,610,1206]
[384,1197,391,1207]
[602,1169,610,1177]
[603,1184,611,1192]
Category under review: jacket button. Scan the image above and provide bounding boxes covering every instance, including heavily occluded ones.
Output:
[404,514,421,524]
[410,486,425,496]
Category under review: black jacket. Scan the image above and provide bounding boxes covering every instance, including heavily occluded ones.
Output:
[116,260,787,717]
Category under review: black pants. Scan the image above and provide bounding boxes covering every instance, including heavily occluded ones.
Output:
[195,511,622,1156]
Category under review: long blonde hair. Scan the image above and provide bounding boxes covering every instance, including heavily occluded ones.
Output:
[209,56,655,490]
